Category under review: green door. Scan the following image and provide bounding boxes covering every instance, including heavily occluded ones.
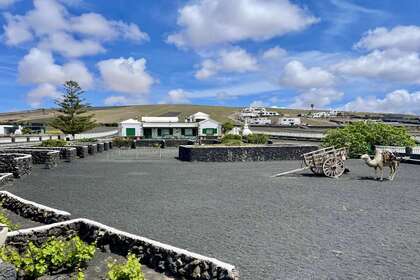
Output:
[126,128,136,137]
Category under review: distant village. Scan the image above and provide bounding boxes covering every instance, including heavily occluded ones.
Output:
[1,105,420,138]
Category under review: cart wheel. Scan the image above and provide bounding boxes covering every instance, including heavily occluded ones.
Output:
[323,157,345,178]
[310,167,324,176]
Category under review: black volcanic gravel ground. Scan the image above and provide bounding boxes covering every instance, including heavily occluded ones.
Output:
[2,148,420,280]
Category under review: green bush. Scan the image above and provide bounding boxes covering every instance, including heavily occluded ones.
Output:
[0,209,19,230]
[323,122,415,158]
[222,122,235,133]
[112,137,133,148]
[39,139,67,147]
[221,139,243,146]
[0,236,96,278]
[246,133,269,144]
[107,253,144,280]
[221,134,242,142]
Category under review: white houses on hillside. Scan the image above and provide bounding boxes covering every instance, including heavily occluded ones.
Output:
[239,106,279,120]
[118,112,221,139]
[278,117,301,126]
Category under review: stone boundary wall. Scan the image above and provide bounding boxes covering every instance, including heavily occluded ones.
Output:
[0,191,71,224]
[103,142,109,151]
[97,142,104,152]
[24,147,77,162]
[88,143,97,155]
[0,153,32,178]
[7,218,239,280]
[135,139,195,148]
[67,145,89,158]
[0,173,13,186]
[179,144,319,162]
[1,149,60,169]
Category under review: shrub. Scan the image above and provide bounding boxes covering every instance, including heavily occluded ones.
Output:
[0,208,19,230]
[221,134,242,142]
[0,236,96,278]
[323,121,416,158]
[22,127,32,135]
[39,139,67,147]
[107,253,144,280]
[113,137,133,148]
[222,122,235,133]
[246,133,269,144]
[221,139,243,146]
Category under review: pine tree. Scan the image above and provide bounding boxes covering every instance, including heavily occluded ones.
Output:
[50,81,97,137]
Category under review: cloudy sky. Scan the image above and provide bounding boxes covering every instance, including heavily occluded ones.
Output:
[1,0,420,114]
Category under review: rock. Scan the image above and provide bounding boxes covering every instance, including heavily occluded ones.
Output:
[0,262,17,280]
[192,265,201,279]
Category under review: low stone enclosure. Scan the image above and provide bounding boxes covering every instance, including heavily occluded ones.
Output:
[6,219,239,280]
[0,153,32,178]
[179,144,319,162]
[11,146,77,162]
[0,191,239,280]
[0,149,60,169]
[66,144,89,158]
[0,173,13,186]
[0,191,71,225]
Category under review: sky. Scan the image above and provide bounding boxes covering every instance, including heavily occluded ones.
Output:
[1,0,420,114]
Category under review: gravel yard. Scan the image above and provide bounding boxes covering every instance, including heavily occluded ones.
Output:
[2,148,420,280]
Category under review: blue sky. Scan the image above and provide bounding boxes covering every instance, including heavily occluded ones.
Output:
[1,0,420,114]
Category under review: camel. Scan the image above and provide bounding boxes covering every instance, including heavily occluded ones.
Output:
[360,150,400,181]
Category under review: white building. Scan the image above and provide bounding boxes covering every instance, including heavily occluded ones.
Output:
[185,112,210,123]
[118,119,142,137]
[278,117,301,126]
[248,118,271,125]
[311,110,339,118]
[239,106,279,120]
[0,124,22,136]
[118,113,221,139]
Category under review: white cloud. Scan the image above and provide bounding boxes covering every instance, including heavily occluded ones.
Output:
[2,0,148,57]
[341,89,420,114]
[3,13,33,45]
[289,88,344,109]
[39,32,105,58]
[167,0,318,48]
[18,48,93,88]
[355,25,420,52]
[97,57,154,95]
[0,0,17,8]
[262,46,287,60]
[70,13,149,42]
[162,89,191,104]
[26,83,61,108]
[195,48,258,79]
[280,60,335,89]
[333,49,420,84]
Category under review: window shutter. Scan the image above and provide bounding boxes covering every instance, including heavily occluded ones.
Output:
[157,128,162,136]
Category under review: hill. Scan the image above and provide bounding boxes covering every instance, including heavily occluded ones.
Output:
[0,104,240,124]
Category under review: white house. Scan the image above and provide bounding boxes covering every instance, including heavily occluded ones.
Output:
[239,106,279,120]
[118,113,221,139]
[248,117,271,125]
[0,124,22,136]
[118,119,142,137]
[186,112,210,123]
[278,117,301,126]
[197,119,221,137]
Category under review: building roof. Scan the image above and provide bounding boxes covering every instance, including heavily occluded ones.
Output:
[142,116,179,123]
[120,119,141,124]
[142,122,198,128]
[190,112,209,117]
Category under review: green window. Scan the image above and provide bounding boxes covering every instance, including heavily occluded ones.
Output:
[126,128,135,136]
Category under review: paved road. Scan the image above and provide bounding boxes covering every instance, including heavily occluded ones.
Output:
[3,149,420,280]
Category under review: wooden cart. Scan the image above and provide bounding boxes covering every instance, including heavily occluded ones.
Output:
[272,147,348,178]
